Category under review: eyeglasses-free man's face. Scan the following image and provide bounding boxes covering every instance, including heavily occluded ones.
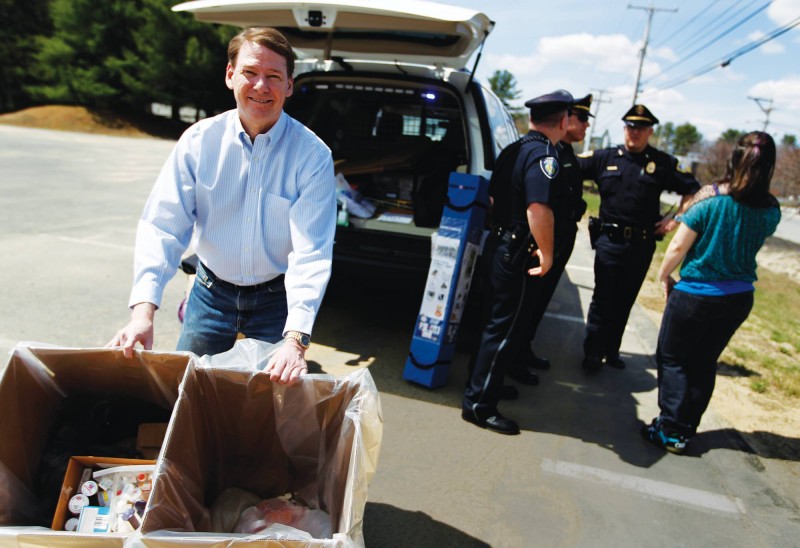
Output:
[623,123,654,153]
[226,40,294,140]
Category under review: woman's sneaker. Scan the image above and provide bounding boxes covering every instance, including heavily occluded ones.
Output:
[640,417,689,454]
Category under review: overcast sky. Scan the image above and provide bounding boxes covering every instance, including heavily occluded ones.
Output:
[454,0,800,145]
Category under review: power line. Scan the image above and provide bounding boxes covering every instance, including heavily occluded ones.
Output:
[647,15,800,92]
[651,0,722,49]
[672,0,749,55]
[643,1,771,86]
[720,17,799,65]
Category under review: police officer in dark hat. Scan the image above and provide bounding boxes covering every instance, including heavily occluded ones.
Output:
[462,90,573,435]
[578,104,700,373]
[511,94,592,374]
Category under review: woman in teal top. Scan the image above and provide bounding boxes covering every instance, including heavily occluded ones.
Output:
[642,131,781,454]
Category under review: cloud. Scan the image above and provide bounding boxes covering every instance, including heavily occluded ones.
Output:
[481,32,645,113]
[484,33,643,78]
[650,45,678,64]
[538,33,641,74]
[748,76,800,135]
[767,0,800,26]
[747,31,786,54]
[749,76,800,109]
[484,52,546,77]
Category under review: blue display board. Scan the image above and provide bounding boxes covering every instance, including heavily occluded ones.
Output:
[403,173,489,388]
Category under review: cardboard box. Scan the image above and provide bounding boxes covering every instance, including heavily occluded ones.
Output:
[136,424,169,461]
[51,456,156,531]
[138,350,382,547]
[0,344,191,546]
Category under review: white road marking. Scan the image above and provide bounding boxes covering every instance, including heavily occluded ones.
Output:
[543,312,585,324]
[50,235,133,252]
[542,459,746,515]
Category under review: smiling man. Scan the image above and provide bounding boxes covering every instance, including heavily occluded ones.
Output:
[109,28,336,384]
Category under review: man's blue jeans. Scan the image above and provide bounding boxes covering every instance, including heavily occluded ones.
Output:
[656,288,753,435]
[176,262,287,357]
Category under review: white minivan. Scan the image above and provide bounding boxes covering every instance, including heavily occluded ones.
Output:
[174,0,518,274]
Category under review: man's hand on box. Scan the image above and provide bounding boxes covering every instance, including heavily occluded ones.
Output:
[265,340,308,385]
[106,303,155,359]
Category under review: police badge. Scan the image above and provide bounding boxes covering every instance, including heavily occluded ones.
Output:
[540,156,559,179]
[646,161,656,174]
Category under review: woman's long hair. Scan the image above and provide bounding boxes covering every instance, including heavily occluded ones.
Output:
[726,131,777,207]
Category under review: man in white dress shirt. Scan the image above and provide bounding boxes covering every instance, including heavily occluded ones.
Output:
[108,27,336,384]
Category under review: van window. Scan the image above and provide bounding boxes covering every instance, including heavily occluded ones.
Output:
[481,85,518,156]
[287,79,467,164]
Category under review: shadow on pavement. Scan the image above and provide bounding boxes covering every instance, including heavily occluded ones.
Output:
[315,263,800,465]
[363,502,489,547]
[688,428,800,461]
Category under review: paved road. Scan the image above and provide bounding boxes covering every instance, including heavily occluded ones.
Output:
[774,206,800,243]
[2,125,799,546]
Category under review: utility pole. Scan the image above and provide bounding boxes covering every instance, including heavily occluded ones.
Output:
[629,3,677,105]
[587,88,612,151]
[747,96,774,132]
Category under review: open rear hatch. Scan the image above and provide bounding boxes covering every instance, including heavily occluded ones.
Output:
[172,0,494,69]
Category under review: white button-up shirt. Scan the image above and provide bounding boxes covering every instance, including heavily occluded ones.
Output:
[130,109,336,335]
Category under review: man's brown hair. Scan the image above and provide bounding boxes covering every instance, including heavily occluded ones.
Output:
[531,108,568,127]
[228,27,295,76]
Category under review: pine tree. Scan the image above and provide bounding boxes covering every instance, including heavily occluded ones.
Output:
[0,0,51,112]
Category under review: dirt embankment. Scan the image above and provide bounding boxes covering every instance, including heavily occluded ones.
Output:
[0,105,189,140]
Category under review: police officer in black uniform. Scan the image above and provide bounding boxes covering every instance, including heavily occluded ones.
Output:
[511,94,592,376]
[462,90,573,435]
[579,104,700,373]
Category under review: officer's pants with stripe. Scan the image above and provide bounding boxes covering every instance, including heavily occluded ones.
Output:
[463,237,544,420]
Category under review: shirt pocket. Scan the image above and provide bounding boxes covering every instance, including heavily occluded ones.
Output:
[261,192,293,256]
[598,169,622,197]
[638,173,663,204]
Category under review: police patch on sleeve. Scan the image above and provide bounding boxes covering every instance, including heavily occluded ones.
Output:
[540,156,559,179]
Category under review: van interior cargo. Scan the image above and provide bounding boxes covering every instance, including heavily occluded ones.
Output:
[287,75,469,231]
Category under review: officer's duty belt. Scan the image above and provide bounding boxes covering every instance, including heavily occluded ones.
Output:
[493,225,528,245]
[599,222,654,242]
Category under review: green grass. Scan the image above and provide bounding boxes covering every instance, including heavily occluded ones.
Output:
[583,183,600,216]
[751,379,769,393]
[582,184,800,399]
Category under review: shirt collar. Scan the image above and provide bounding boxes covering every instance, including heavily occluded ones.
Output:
[621,143,651,159]
[232,110,289,148]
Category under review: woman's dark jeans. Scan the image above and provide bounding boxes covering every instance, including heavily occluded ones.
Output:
[656,288,753,435]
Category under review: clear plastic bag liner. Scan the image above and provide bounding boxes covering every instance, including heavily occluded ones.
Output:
[132,339,382,547]
[0,527,126,546]
[0,343,192,529]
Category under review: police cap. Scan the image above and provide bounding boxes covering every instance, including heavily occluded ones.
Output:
[524,89,574,117]
[571,94,594,118]
[622,104,659,127]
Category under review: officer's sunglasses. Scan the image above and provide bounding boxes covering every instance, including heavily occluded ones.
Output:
[571,110,590,123]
